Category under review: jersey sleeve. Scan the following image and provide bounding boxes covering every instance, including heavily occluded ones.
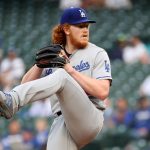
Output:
[92,50,112,81]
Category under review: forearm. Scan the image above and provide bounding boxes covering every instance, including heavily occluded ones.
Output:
[64,64,110,100]
[21,65,43,84]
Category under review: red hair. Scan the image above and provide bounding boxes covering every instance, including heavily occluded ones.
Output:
[51,25,67,47]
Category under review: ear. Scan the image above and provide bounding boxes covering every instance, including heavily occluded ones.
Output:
[63,24,70,35]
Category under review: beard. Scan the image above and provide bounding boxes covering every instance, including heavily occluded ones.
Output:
[69,34,88,49]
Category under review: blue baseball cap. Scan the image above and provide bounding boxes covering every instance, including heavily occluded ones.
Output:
[60,7,96,25]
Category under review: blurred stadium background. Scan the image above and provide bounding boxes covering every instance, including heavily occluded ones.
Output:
[0,0,150,150]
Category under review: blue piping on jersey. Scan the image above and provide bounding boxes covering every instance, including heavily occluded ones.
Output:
[96,76,112,79]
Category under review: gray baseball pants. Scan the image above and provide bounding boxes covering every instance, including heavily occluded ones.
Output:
[11,69,104,150]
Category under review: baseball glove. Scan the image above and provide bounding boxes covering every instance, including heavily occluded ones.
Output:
[35,44,68,68]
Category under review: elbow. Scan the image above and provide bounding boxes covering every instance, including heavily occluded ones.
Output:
[97,90,109,100]
[21,77,25,84]
[95,80,111,100]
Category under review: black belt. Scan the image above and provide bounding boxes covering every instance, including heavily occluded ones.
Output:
[88,96,106,111]
[56,105,104,118]
[56,111,62,116]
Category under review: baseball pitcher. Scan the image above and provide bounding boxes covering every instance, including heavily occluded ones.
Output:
[0,7,112,150]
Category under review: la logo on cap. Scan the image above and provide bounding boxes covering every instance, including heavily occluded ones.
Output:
[79,10,86,18]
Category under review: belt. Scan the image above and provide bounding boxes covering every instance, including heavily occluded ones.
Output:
[56,111,62,116]
[88,95,96,99]
[89,97,106,111]
[56,105,104,118]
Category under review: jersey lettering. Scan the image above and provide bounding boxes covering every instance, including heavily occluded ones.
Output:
[104,60,110,72]
[73,60,90,72]
[45,68,53,76]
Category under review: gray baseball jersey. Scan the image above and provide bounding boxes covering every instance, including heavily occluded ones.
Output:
[43,42,112,115]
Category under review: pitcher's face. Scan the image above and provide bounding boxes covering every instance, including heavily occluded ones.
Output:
[68,23,90,49]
